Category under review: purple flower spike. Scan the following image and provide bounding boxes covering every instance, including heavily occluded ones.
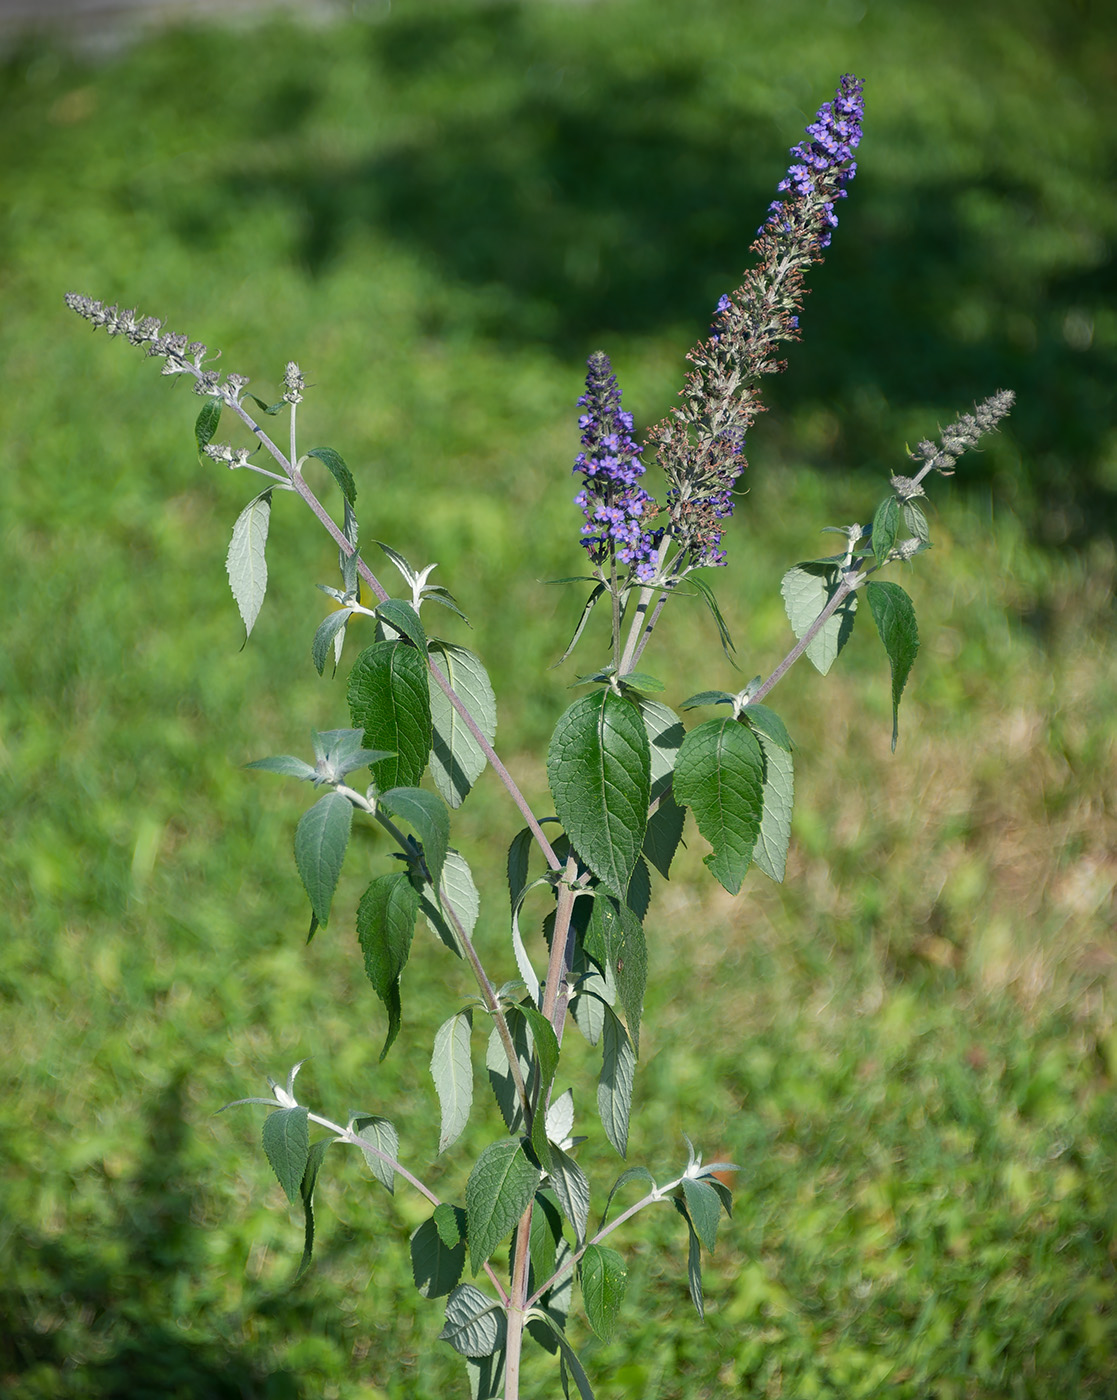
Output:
[573,351,661,581]
[766,74,864,248]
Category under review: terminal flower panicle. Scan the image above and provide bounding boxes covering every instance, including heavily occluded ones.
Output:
[573,351,661,582]
[648,75,865,570]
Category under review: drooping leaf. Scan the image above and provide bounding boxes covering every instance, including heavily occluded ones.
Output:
[673,718,764,895]
[903,499,931,544]
[195,399,221,458]
[526,1311,596,1400]
[431,1011,474,1153]
[752,731,795,884]
[466,1350,506,1400]
[602,1165,656,1225]
[585,896,646,1053]
[486,1013,532,1133]
[262,1105,309,1205]
[780,562,858,676]
[506,827,534,911]
[597,1008,635,1158]
[740,703,792,752]
[294,791,353,927]
[866,580,920,752]
[356,871,420,1059]
[552,581,607,666]
[871,494,901,562]
[380,786,449,891]
[681,1176,723,1252]
[466,1139,539,1275]
[375,597,427,652]
[643,789,686,880]
[296,1137,332,1280]
[307,446,357,505]
[548,690,650,899]
[348,640,432,790]
[673,1200,705,1319]
[439,1283,506,1358]
[411,1214,467,1298]
[312,608,353,677]
[580,1244,627,1342]
[428,643,497,809]
[688,572,736,658]
[226,490,272,640]
[351,1114,399,1193]
[421,848,480,957]
[528,1190,564,1297]
[521,1007,560,1105]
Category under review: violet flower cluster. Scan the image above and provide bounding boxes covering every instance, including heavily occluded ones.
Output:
[573,351,661,583]
[642,74,865,571]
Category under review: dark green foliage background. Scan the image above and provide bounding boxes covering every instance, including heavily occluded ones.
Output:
[2,1,1115,1396]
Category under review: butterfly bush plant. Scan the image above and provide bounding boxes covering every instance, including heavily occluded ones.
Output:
[66,76,1013,1398]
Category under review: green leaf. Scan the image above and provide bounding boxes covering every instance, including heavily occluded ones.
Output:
[439,1283,506,1358]
[688,573,736,658]
[585,896,646,1053]
[602,1165,656,1225]
[381,786,449,890]
[421,848,480,957]
[307,446,357,505]
[553,581,607,666]
[311,608,353,676]
[296,1137,332,1280]
[681,1176,722,1252]
[673,718,764,895]
[752,731,794,884]
[617,671,664,694]
[526,1311,596,1400]
[195,399,221,458]
[528,1190,563,1295]
[871,495,901,561]
[522,1006,560,1100]
[226,489,272,640]
[466,1351,506,1400]
[294,791,353,927]
[435,1201,468,1247]
[679,690,734,710]
[356,871,420,1059]
[674,1200,705,1319]
[428,643,497,809]
[376,597,427,652]
[411,1215,467,1299]
[466,1139,539,1275]
[431,1011,474,1153]
[580,1244,627,1342]
[741,703,792,752]
[351,1114,398,1193]
[244,754,317,782]
[548,691,650,899]
[246,393,285,416]
[780,562,858,676]
[507,827,534,911]
[598,1008,635,1158]
[546,1141,590,1246]
[903,499,931,544]
[866,580,920,752]
[485,1013,532,1133]
[262,1105,309,1205]
[348,640,432,790]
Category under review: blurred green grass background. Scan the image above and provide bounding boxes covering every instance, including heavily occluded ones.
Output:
[2,0,1116,1395]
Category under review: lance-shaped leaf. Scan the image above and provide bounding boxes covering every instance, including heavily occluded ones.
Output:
[351,1113,399,1193]
[688,573,736,657]
[411,1213,467,1298]
[528,1190,564,1298]
[466,1351,505,1400]
[602,1165,656,1225]
[780,562,857,676]
[381,786,449,890]
[871,494,900,562]
[903,499,931,544]
[526,1311,596,1400]
[421,848,479,958]
[673,1199,705,1319]
[673,718,764,895]
[545,1142,590,1243]
[548,691,650,899]
[585,896,647,1053]
[741,703,792,752]
[357,871,420,1059]
[244,754,318,782]
[752,730,794,884]
[428,642,497,809]
[297,1138,332,1280]
[866,580,920,752]
[294,790,353,927]
[439,1283,506,1358]
[312,607,353,677]
[226,489,272,640]
[376,597,427,652]
[195,400,221,458]
[306,446,357,505]
[681,1176,723,1252]
[262,1105,309,1205]
[348,640,432,790]
[466,1139,539,1275]
[431,1011,474,1153]
[598,1008,635,1158]
[580,1244,627,1342]
[486,1013,533,1133]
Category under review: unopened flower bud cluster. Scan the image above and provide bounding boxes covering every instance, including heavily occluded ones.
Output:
[908,390,1016,483]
